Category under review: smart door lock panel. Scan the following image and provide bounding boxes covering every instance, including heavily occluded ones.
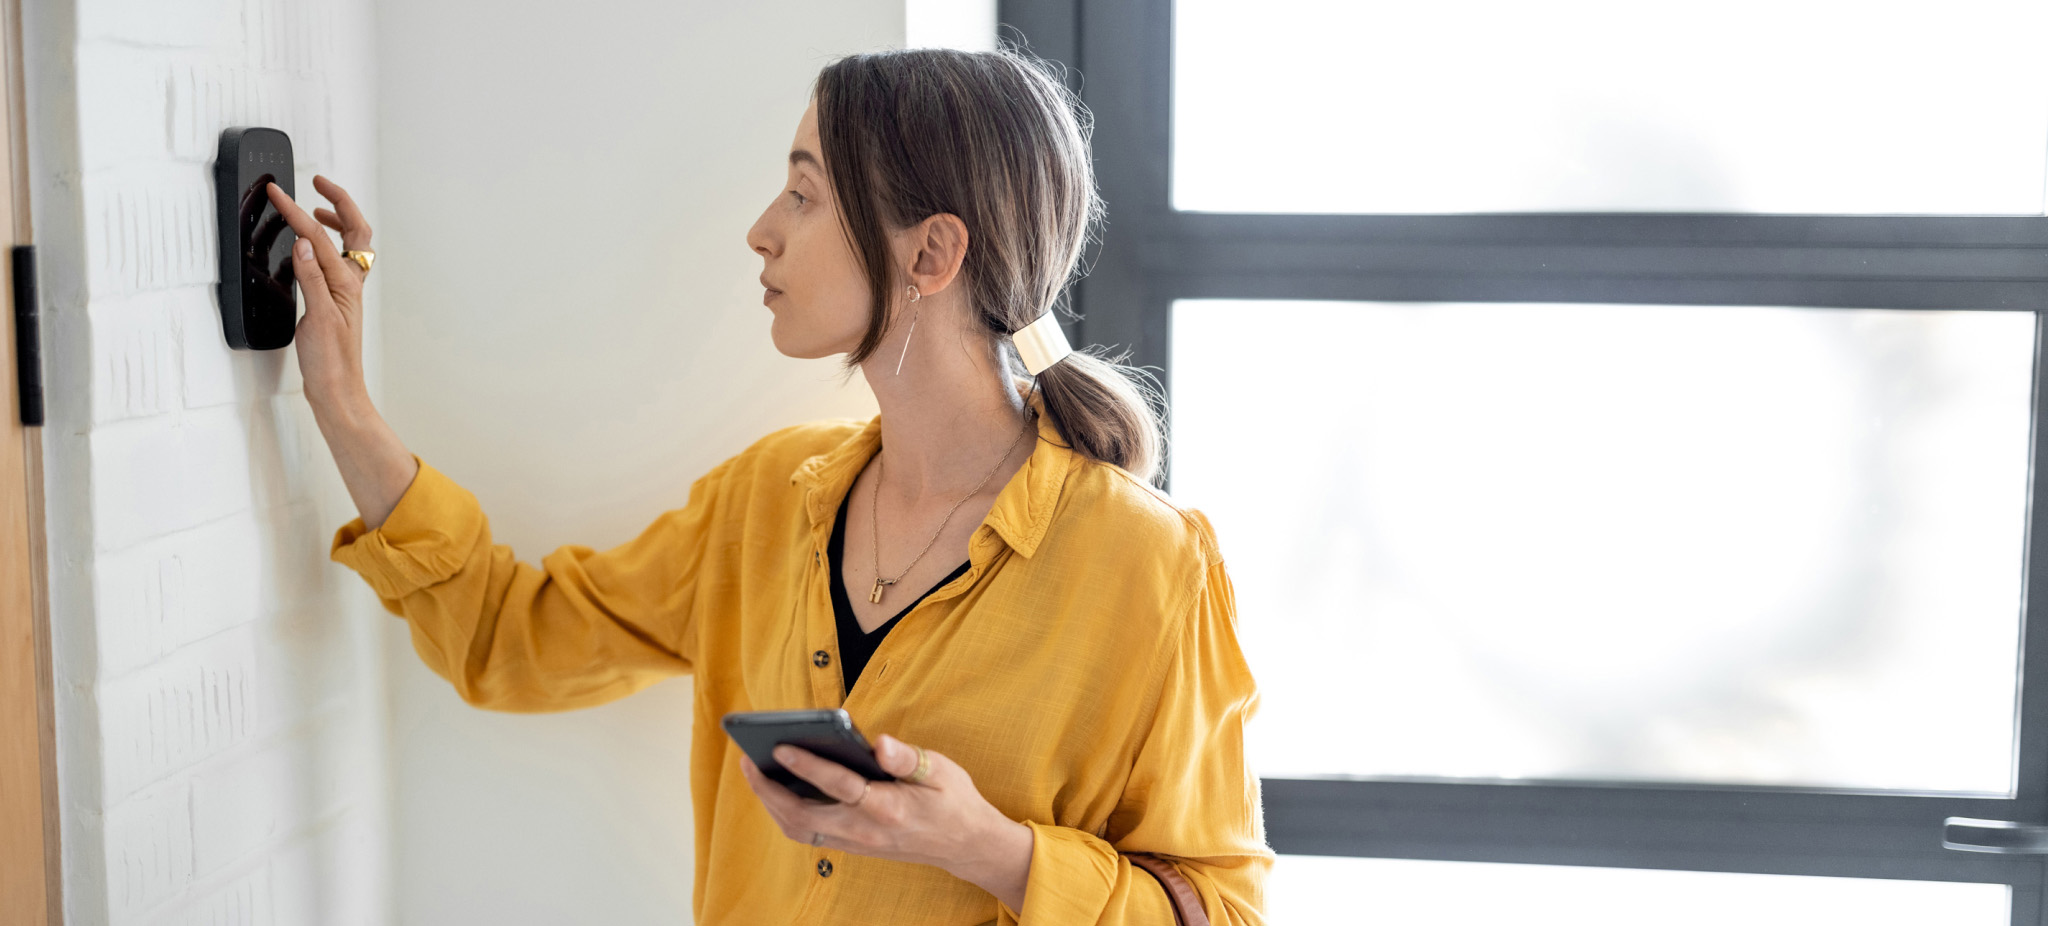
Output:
[214,127,297,350]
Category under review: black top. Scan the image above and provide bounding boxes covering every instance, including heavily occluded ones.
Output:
[829,490,972,695]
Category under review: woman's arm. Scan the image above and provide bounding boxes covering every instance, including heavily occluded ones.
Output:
[309,391,418,531]
[268,175,706,711]
[262,176,419,529]
[328,452,725,712]
[995,553,1275,926]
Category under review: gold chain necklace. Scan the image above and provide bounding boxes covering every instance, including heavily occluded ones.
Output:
[868,409,1037,604]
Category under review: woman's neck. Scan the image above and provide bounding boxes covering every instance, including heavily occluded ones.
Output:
[858,309,1033,502]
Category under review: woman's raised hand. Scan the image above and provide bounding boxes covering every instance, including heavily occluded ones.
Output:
[263,174,373,413]
[263,175,417,532]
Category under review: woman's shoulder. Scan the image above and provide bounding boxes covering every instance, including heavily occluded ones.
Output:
[1043,456,1241,662]
[1054,453,1226,572]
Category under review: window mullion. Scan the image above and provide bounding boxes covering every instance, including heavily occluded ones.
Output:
[1265,777,2043,885]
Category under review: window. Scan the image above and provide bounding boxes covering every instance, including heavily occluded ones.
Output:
[1002,1,2048,921]
[1172,0,2048,215]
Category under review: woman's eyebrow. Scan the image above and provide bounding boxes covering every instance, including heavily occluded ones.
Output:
[788,148,821,170]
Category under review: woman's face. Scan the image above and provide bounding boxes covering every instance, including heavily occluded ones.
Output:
[746,100,876,360]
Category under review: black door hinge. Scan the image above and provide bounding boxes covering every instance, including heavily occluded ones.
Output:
[13,244,39,426]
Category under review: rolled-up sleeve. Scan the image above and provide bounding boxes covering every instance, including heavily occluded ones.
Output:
[998,554,1274,926]
[330,453,726,713]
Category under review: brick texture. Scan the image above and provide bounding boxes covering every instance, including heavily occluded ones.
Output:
[34,0,391,922]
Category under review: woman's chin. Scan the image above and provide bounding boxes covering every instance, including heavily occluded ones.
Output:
[767,321,849,361]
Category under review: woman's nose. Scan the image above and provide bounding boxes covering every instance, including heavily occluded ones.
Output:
[745,208,777,258]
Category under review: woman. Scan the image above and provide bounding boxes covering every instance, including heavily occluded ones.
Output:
[271,47,1271,925]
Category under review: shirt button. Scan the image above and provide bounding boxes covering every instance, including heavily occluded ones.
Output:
[816,858,834,878]
[812,650,831,668]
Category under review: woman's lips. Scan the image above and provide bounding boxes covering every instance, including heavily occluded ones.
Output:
[763,288,782,305]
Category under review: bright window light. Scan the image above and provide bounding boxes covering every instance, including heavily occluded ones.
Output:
[1172,300,2034,792]
[1173,0,2048,213]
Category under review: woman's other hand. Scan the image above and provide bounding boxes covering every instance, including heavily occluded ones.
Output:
[739,733,1036,912]
[263,174,373,413]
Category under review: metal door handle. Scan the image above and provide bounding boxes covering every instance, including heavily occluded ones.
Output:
[1944,817,2048,854]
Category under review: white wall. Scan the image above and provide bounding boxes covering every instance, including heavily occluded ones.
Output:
[25,0,394,923]
[373,2,903,922]
[908,0,999,51]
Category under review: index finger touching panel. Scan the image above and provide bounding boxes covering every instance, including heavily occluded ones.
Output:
[264,182,351,279]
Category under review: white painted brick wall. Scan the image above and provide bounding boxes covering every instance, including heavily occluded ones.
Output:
[29,0,392,922]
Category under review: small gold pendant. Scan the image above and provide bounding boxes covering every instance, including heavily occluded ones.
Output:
[869,578,895,604]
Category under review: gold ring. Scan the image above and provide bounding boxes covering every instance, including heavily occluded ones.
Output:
[904,746,932,785]
[341,248,375,274]
[845,780,870,807]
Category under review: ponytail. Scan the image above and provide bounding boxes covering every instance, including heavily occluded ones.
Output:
[1029,347,1165,485]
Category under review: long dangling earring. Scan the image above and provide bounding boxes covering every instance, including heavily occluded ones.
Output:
[894,285,922,376]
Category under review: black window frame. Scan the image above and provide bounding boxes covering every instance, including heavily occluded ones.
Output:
[1000,0,2048,919]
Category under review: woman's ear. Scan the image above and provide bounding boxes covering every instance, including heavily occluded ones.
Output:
[902,213,970,299]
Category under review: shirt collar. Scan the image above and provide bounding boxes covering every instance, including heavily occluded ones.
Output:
[788,388,1076,560]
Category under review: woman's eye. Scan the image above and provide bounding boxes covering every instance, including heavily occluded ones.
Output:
[788,190,808,206]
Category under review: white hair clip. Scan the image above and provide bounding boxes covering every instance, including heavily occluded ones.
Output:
[1012,310,1073,376]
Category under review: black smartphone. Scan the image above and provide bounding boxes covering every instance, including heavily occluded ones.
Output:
[721,708,895,802]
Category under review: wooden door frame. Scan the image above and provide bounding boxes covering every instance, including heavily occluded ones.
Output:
[0,0,57,918]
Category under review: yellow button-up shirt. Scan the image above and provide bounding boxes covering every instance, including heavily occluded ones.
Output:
[329,397,1273,925]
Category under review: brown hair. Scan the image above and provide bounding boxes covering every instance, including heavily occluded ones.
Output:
[813,46,1165,483]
